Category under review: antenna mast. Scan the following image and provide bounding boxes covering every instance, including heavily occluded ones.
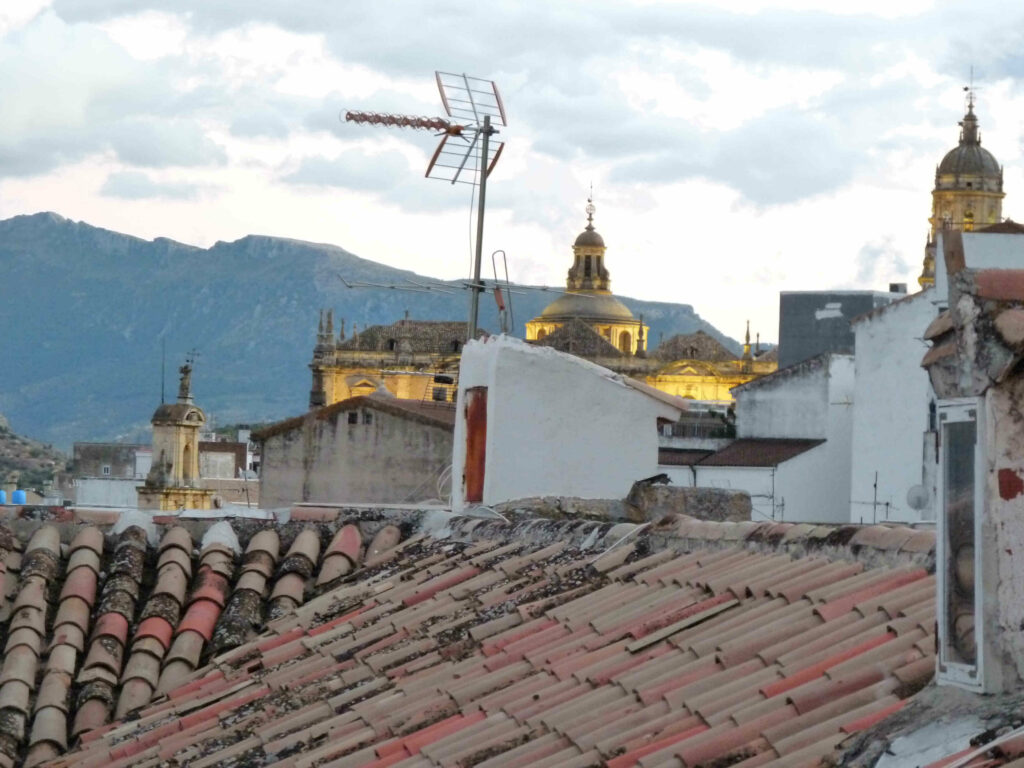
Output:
[343,71,507,340]
[160,337,166,404]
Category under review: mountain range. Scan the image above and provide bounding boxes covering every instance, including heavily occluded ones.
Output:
[0,212,739,449]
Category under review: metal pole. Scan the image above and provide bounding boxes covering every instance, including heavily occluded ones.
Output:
[872,471,878,524]
[468,114,491,340]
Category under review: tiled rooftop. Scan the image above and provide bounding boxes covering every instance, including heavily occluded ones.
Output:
[697,438,824,468]
[0,511,937,768]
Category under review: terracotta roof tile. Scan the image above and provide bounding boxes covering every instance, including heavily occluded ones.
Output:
[3,512,935,768]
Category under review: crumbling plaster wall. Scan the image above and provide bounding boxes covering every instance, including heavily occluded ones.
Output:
[984,378,1024,689]
[259,407,453,509]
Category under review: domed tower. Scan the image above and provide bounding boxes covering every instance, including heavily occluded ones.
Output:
[526,198,648,355]
[920,94,1004,286]
[137,360,213,510]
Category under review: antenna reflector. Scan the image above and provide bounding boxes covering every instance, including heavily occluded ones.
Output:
[435,71,507,127]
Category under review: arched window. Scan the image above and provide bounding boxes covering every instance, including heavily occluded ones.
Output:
[387,338,397,351]
[619,331,632,353]
[182,443,193,484]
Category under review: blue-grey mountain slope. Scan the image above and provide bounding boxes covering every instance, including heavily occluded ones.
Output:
[0,212,738,448]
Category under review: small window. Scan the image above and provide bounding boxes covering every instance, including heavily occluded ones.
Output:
[102,465,111,476]
[387,338,397,351]
[450,340,460,353]
[362,411,373,425]
[347,411,358,425]
[432,387,447,401]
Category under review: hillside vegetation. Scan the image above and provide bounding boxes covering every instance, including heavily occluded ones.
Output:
[0,212,736,448]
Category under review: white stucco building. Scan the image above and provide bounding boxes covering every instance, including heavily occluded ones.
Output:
[661,353,854,523]
[451,336,685,512]
[848,290,937,524]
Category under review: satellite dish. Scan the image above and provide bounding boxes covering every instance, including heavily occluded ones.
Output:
[907,485,930,511]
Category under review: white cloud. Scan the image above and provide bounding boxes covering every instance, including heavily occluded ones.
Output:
[101,170,204,199]
[5,0,1024,344]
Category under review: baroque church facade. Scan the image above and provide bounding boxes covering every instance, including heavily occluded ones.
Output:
[307,200,775,411]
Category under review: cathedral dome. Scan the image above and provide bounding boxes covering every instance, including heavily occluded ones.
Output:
[935,103,1002,183]
[937,144,1001,177]
[538,292,635,322]
[574,226,605,248]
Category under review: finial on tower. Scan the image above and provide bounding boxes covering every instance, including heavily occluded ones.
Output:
[177,350,199,403]
[585,185,595,231]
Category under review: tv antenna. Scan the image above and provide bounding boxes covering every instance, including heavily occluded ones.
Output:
[343,71,507,339]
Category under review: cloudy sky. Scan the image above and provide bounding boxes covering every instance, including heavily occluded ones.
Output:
[2,1,1024,343]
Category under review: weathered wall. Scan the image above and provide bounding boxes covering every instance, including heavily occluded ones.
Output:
[260,405,453,509]
[735,357,831,439]
[850,292,936,524]
[984,380,1024,690]
[452,336,681,512]
[72,443,147,478]
[626,483,751,522]
[74,477,142,507]
[934,231,1024,307]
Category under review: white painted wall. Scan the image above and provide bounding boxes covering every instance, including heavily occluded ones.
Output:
[849,291,937,524]
[688,354,856,523]
[774,443,839,522]
[661,443,838,522]
[452,336,682,511]
[75,477,142,507]
[735,358,832,438]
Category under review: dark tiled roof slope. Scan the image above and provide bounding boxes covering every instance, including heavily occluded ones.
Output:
[699,439,825,467]
[13,515,940,768]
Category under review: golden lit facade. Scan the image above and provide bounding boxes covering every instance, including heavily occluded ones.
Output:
[526,200,648,354]
[649,360,776,401]
[645,325,776,402]
[309,313,464,408]
[920,96,1004,286]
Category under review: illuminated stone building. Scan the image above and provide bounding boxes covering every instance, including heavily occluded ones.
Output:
[308,311,466,408]
[306,201,775,410]
[525,199,648,354]
[526,200,774,402]
[648,326,776,402]
[920,94,1005,286]
[137,362,213,510]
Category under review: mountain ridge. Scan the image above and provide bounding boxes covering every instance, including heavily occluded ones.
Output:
[0,212,739,449]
